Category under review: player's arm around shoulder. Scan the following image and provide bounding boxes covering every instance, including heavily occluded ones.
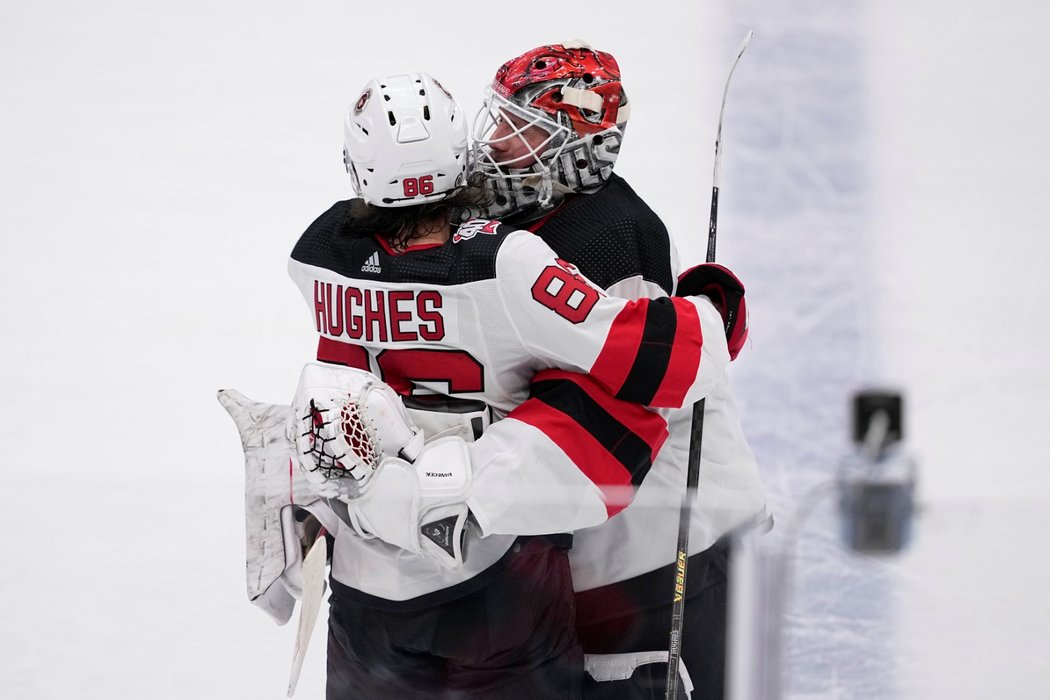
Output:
[493,229,733,410]
[465,365,672,538]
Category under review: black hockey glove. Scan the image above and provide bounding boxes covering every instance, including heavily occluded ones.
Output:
[676,263,748,360]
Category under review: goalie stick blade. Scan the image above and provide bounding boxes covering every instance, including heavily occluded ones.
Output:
[287,534,328,697]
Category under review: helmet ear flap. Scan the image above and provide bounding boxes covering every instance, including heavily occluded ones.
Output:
[348,160,363,197]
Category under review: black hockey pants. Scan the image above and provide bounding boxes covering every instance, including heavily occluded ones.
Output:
[325,537,583,699]
[576,540,730,700]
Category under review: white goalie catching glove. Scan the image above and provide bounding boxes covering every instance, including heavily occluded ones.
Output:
[291,361,424,498]
[291,362,474,570]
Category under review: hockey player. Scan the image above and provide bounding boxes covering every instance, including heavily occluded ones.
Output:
[468,42,770,698]
[282,71,748,698]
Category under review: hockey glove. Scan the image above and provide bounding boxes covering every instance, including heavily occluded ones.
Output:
[676,263,748,360]
[339,437,473,571]
[291,362,471,570]
[291,362,424,500]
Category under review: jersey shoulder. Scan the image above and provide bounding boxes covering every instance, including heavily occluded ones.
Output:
[289,208,519,286]
[534,174,675,294]
[442,218,522,283]
[290,199,357,270]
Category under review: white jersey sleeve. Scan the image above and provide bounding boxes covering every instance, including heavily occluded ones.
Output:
[465,368,671,537]
[493,230,729,410]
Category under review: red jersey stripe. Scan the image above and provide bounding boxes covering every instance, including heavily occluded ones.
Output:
[316,337,370,370]
[533,368,669,456]
[508,401,635,518]
[589,301,649,395]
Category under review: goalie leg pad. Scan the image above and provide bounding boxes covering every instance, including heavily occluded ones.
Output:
[218,388,320,625]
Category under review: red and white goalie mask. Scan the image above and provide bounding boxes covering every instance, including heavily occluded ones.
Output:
[471,41,630,220]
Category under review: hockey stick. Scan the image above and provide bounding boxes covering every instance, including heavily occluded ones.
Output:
[287,530,328,697]
[665,30,754,700]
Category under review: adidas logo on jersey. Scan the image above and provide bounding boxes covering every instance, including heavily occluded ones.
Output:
[360,252,382,274]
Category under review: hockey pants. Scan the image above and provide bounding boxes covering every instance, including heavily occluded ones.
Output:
[325,537,583,699]
[576,540,730,700]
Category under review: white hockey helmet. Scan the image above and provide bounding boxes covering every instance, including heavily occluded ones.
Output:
[343,72,468,208]
[471,41,629,220]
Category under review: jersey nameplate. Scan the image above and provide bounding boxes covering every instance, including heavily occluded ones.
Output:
[312,279,446,343]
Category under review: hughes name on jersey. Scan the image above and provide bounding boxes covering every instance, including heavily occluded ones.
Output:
[289,200,727,416]
[287,199,734,602]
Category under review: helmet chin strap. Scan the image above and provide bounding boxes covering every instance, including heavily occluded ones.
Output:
[537,172,553,205]
[522,171,574,206]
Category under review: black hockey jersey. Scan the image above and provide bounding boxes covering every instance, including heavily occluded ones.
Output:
[519,174,678,298]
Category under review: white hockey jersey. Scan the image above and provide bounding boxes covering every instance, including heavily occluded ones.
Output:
[475,175,769,593]
[288,201,731,602]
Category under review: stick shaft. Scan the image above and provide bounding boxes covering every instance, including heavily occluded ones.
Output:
[708,30,753,262]
[665,30,753,700]
[707,187,720,264]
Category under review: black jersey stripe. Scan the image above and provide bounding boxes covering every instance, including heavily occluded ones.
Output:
[614,297,679,405]
[529,378,654,487]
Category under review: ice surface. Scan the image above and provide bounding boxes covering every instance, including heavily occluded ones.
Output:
[2,0,1049,698]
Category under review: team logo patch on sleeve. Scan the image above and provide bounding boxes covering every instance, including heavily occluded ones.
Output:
[452,218,501,243]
